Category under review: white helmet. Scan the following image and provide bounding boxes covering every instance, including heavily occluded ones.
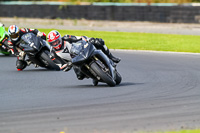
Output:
[8,25,20,41]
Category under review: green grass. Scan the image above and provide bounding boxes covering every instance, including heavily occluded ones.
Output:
[151,129,200,133]
[39,28,200,53]
[5,27,200,53]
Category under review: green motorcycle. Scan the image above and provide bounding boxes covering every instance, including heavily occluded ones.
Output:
[0,23,12,55]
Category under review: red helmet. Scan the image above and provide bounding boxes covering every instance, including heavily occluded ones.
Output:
[47,30,62,50]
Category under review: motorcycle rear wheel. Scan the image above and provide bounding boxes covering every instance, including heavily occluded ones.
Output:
[40,50,60,71]
[90,62,116,87]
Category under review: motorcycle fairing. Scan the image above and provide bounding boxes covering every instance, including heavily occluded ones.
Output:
[20,33,49,56]
[70,40,115,79]
[71,41,95,65]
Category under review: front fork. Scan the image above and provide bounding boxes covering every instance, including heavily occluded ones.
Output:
[85,55,115,80]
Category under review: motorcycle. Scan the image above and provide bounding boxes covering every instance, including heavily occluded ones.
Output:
[0,24,12,56]
[0,40,12,56]
[18,33,60,70]
[66,40,122,87]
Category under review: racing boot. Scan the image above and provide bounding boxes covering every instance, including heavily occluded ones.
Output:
[73,66,85,80]
[91,37,121,63]
[16,60,27,71]
[77,74,85,80]
[104,49,121,63]
[93,79,98,86]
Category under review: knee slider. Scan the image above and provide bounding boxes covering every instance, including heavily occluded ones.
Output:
[16,60,27,70]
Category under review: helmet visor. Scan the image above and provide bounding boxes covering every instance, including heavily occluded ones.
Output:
[49,39,61,47]
[10,32,19,40]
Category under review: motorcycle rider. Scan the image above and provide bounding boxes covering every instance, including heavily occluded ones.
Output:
[0,23,12,55]
[8,25,69,71]
[47,30,121,80]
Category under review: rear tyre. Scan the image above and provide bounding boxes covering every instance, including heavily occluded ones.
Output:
[90,62,116,87]
[40,50,60,71]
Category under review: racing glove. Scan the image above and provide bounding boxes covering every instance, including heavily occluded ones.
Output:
[60,62,72,72]
[37,32,46,40]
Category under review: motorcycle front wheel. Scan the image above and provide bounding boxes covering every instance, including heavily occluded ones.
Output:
[115,71,122,85]
[90,62,116,87]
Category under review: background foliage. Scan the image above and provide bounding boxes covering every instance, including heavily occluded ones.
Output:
[1,0,200,3]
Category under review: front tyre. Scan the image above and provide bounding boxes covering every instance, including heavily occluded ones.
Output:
[115,71,122,85]
[90,62,116,87]
[40,50,60,71]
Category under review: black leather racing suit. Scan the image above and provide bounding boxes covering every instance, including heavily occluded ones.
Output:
[53,34,120,79]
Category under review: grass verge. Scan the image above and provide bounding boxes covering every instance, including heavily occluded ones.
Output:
[5,27,200,53]
[151,129,200,133]
[39,29,200,53]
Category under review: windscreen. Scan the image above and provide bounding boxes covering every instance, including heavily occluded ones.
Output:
[70,41,85,57]
[21,33,35,45]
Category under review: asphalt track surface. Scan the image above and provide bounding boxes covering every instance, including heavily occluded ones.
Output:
[1,50,200,133]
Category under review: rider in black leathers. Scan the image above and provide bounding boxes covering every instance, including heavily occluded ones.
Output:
[47,30,121,79]
[8,25,68,71]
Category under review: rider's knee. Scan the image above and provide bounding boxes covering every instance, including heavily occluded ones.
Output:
[16,60,27,70]
[89,38,105,49]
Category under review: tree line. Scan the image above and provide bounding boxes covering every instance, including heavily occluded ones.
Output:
[1,0,200,3]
